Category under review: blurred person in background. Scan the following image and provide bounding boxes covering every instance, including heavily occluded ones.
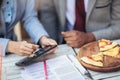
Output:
[0,0,57,56]
[39,0,120,48]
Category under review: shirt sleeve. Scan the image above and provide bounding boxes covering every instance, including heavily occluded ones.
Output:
[22,0,49,44]
[92,1,120,40]
[0,38,10,56]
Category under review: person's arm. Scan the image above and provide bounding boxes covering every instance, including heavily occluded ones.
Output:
[22,0,57,52]
[39,0,59,42]
[61,31,95,48]
[0,38,39,56]
[22,0,49,44]
[92,0,120,40]
[7,41,39,56]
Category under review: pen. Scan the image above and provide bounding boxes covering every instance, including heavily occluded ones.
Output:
[43,60,48,80]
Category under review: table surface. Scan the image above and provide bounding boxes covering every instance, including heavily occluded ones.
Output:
[2,39,120,80]
[0,55,2,80]
[2,44,89,80]
[74,39,120,80]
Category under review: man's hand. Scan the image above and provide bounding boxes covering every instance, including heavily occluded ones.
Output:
[61,30,95,48]
[39,36,58,54]
[7,41,39,56]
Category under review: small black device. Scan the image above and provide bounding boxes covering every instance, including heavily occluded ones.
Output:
[15,45,57,67]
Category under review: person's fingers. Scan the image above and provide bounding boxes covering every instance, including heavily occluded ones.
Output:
[21,50,32,55]
[66,40,73,46]
[41,38,58,48]
[22,41,27,43]
[21,41,32,49]
[24,43,33,49]
[61,31,73,38]
[67,40,84,48]
[22,46,34,53]
[47,39,57,45]
[19,46,32,55]
[19,53,30,56]
[64,36,77,42]
[66,42,77,48]
[66,40,77,47]
[23,42,39,50]
[32,45,39,50]
[19,41,39,56]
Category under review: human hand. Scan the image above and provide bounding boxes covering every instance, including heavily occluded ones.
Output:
[39,36,58,54]
[61,30,95,48]
[7,41,39,56]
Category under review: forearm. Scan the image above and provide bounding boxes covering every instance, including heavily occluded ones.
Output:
[23,17,49,44]
[7,41,17,54]
[92,25,120,40]
[22,0,48,44]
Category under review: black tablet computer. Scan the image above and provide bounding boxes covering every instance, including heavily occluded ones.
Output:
[15,45,57,67]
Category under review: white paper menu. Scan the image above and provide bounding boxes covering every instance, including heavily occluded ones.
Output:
[21,55,86,80]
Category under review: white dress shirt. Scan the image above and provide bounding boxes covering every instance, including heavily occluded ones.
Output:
[66,0,88,30]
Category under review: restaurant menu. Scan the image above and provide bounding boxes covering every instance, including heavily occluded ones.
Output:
[21,55,87,80]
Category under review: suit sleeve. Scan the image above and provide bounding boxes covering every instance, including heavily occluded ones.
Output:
[92,0,120,40]
[39,0,60,42]
[22,0,48,44]
[0,38,10,56]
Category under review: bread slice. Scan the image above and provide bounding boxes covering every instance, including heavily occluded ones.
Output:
[81,53,103,67]
[98,39,118,51]
[103,55,120,67]
[103,46,120,58]
[78,41,99,58]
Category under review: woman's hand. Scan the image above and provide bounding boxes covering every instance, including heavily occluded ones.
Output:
[39,36,58,54]
[7,41,39,56]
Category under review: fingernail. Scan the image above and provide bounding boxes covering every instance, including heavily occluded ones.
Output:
[61,32,64,34]
[36,45,39,47]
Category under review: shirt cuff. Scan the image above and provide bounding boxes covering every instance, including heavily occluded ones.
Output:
[34,34,49,44]
[0,38,10,56]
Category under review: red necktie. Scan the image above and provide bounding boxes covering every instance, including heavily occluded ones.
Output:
[74,0,86,32]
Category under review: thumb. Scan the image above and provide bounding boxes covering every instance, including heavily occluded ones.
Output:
[61,31,66,37]
[61,31,65,34]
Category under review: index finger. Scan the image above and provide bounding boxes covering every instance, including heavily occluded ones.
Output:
[32,44,39,50]
[47,39,57,45]
[61,31,73,38]
[25,43,39,50]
